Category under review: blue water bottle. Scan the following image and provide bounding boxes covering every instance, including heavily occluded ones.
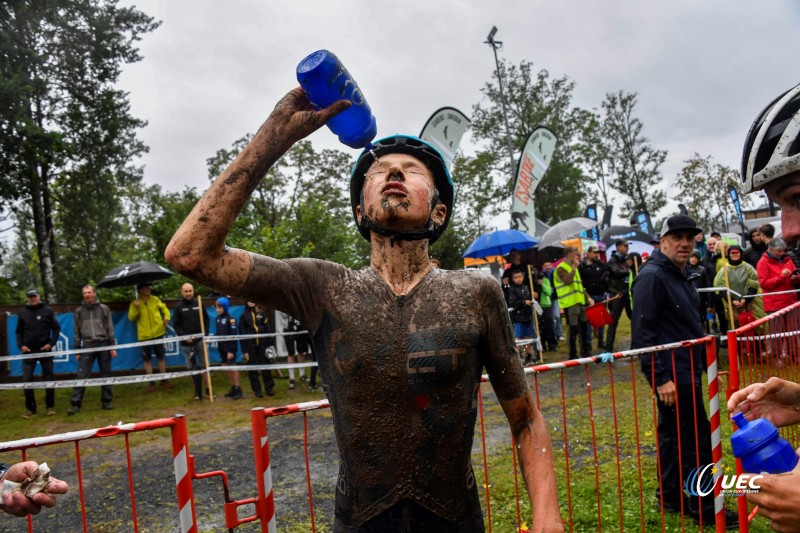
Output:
[296,50,377,149]
[731,412,799,474]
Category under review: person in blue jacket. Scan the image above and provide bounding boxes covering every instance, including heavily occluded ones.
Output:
[632,214,737,528]
[215,297,242,399]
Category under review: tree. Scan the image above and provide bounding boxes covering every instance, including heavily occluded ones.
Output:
[205,136,369,268]
[467,60,592,225]
[674,154,751,232]
[575,109,615,209]
[0,0,159,302]
[602,91,667,220]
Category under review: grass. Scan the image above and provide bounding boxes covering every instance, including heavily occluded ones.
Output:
[0,315,780,531]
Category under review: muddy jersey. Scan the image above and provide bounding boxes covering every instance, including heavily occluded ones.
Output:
[244,256,529,527]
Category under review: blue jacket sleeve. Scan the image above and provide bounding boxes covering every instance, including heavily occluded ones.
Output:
[631,272,672,387]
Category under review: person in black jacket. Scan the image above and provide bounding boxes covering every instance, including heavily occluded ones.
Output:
[603,239,631,352]
[239,301,275,397]
[15,289,61,418]
[632,215,737,528]
[686,251,709,331]
[742,228,767,268]
[507,270,535,364]
[215,297,242,399]
[579,245,609,349]
[172,283,210,400]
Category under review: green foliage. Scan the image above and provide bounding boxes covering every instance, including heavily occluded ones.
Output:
[206,136,369,268]
[0,0,159,302]
[674,153,751,232]
[467,60,591,225]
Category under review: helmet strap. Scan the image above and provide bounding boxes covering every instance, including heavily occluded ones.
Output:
[358,214,435,247]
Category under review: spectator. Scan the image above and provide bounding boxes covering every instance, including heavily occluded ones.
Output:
[239,300,275,397]
[710,231,722,240]
[215,297,242,399]
[756,238,800,314]
[713,245,764,328]
[739,81,800,532]
[702,236,729,335]
[542,261,564,342]
[165,90,563,531]
[285,314,312,389]
[579,245,609,350]
[507,270,535,364]
[128,282,171,391]
[501,272,511,303]
[686,250,709,325]
[650,235,661,253]
[0,461,69,517]
[172,283,210,400]
[727,378,800,532]
[507,249,531,286]
[16,289,60,418]
[759,223,775,247]
[554,246,594,359]
[604,239,630,352]
[693,231,707,260]
[743,228,767,268]
[632,214,737,528]
[68,285,117,414]
[538,267,558,352]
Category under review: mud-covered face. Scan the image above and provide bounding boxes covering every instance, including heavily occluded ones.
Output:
[356,153,446,235]
[766,171,800,245]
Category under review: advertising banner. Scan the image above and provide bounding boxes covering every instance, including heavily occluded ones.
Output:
[6,305,244,376]
[419,107,470,171]
[510,127,558,236]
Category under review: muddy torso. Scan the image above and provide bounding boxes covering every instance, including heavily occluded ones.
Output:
[243,256,527,526]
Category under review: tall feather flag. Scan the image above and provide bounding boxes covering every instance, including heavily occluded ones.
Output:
[419,107,470,172]
[510,127,558,237]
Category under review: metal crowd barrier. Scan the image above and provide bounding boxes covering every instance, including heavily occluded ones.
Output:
[726,300,800,533]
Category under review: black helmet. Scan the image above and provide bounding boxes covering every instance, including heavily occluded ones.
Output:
[350,135,454,244]
[741,83,800,193]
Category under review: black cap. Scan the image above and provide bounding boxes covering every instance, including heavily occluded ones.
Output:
[26,288,39,297]
[661,214,702,238]
[615,238,629,247]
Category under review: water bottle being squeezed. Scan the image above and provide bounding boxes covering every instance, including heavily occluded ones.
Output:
[296,49,377,149]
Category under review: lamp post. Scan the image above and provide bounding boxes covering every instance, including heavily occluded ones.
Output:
[485,26,517,182]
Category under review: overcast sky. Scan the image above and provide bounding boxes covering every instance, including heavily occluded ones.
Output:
[117,1,800,226]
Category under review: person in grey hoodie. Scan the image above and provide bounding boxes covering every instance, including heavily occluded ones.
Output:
[69,285,117,414]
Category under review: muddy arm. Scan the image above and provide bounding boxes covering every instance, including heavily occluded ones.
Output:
[499,393,564,533]
[164,88,349,294]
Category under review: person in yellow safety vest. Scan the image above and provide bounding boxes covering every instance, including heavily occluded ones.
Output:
[554,246,595,359]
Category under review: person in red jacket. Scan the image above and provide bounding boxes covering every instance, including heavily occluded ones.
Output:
[756,237,800,313]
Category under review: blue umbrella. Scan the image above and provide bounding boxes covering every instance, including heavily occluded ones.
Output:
[463,229,539,259]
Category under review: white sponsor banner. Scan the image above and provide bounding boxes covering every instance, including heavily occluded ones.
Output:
[511,127,557,237]
[419,107,470,171]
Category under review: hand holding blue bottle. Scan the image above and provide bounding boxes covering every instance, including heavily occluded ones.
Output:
[727,377,800,429]
[266,88,351,151]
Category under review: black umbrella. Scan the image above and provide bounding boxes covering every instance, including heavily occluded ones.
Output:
[97,261,174,289]
[599,226,655,247]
